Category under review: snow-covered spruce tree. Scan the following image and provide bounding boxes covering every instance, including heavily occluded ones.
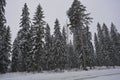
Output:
[67,0,92,70]
[44,24,52,70]
[102,23,112,67]
[96,23,105,66]
[12,3,31,72]
[25,26,34,72]
[0,0,11,73]
[53,19,67,70]
[30,4,45,71]
[20,3,31,72]
[84,26,95,69]
[110,23,120,66]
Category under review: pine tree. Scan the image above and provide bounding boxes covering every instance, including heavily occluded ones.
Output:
[30,4,45,71]
[12,3,31,72]
[67,0,92,70]
[53,19,67,70]
[0,0,11,73]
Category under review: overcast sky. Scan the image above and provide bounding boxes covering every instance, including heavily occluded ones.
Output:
[5,0,120,42]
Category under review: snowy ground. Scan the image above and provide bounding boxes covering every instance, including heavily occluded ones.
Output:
[0,67,120,80]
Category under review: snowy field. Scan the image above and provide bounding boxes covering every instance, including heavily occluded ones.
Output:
[0,67,120,80]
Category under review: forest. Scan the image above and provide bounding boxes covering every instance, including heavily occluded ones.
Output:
[0,0,120,73]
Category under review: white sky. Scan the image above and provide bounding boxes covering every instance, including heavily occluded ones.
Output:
[5,0,120,42]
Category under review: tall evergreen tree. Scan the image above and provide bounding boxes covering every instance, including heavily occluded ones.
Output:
[20,3,31,71]
[102,23,111,66]
[12,3,31,72]
[44,24,52,70]
[84,26,95,69]
[30,4,45,71]
[110,23,120,65]
[96,23,104,66]
[53,19,67,70]
[26,26,34,72]
[0,0,11,73]
[67,0,92,70]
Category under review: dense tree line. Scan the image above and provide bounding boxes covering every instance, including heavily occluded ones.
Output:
[94,23,120,67]
[0,0,120,73]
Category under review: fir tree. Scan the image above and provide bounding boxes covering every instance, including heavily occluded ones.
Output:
[30,4,45,71]
[84,26,95,69]
[12,3,31,72]
[96,23,104,66]
[102,23,111,66]
[110,23,120,66]
[26,26,33,72]
[53,19,67,70]
[20,3,31,71]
